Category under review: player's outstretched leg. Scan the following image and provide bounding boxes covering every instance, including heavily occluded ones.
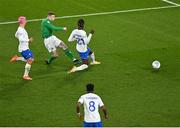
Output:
[68,59,88,73]
[45,55,57,64]
[68,64,88,73]
[64,49,81,65]
[10,55,27,62]
[59,42,81,65]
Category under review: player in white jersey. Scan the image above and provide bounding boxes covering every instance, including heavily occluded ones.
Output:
[77,83,108,127]
[68,19,100,73]
[10,16,34,80]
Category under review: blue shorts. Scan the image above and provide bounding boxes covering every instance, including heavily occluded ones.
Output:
[83,121,102,128]
[78,48,91,60]
[21,49,33,60]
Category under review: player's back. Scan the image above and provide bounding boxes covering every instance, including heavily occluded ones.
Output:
[72,29,87,39]
[69,29,89,52]
[79,93,104,123]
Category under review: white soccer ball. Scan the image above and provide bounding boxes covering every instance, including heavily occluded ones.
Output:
[152,60,161,69]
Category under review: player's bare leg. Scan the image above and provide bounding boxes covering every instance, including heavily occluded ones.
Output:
[23,58,33,80]
[10,55,26,62]
[68,60,88,73]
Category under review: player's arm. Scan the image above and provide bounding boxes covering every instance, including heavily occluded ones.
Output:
[76,96,84,119]
[68,31,76,42]
[99,97,108,119]
[85,29,95,44]
[100,105,108,119]
[76,102,83,119]
[29,37,33,43]
[45,22,66,31]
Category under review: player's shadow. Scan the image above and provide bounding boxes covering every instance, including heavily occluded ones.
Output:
[34,62,65,79]
[151,69,161,73]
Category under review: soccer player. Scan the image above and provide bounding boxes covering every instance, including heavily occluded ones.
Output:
[77,83,108,127]
[68,19,100,73]
[41,11,79,65]
[10,16,34,80]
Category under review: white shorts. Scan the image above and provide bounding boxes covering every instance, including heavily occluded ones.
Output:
[44,35,63,52]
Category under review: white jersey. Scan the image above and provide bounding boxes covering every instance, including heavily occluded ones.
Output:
[78,93,104,123]
[15,27,29,52]
[68,29,92,53]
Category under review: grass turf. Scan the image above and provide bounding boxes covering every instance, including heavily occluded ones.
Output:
[0,0,180,126]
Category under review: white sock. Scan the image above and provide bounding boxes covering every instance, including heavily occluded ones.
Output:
[17,57,26,62]
[24,63,31,76]
[74,64,88,72]
[90,52,95,62]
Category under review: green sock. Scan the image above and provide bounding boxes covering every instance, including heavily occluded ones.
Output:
[48,56,57,63]
[64,49,75,60]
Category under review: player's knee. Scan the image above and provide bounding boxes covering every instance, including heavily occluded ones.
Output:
[59,42,68,50]
[27,58,34,64]
[82,59,88,65]
[52,51,58,57]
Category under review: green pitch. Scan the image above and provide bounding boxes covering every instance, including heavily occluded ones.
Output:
[0,0,180,126]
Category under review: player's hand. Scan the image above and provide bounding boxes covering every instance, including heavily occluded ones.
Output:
[29,37,33,43]
[104,115,108,120]
[77,113,83,120]
[90,29,95,34]
[63,27,67,31]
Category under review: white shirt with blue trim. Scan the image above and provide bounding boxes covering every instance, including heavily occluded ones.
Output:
[78,93,104,123]
[68,29,92,53]
[15,27,29,52]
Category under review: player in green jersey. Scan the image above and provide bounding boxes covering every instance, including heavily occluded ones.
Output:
[41,11,80,65]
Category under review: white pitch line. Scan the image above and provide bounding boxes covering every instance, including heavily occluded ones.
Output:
[162,0,180,6]
[0,5,179,25]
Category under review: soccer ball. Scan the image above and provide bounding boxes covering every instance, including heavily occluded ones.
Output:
[152,60,160,69]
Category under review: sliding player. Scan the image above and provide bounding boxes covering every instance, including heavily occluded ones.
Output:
[68,19,100,73]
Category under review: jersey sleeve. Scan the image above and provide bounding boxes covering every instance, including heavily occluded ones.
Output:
[98,96,104,107]
[68,30,76,42]
[78,96,84,104]
[83,33,92,45]
[45,21,64,31]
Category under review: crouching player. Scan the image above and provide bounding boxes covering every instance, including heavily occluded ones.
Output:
[68,19,100,73]
[10,16,34,80]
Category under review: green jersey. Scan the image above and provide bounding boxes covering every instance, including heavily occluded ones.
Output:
[41,18,64,38]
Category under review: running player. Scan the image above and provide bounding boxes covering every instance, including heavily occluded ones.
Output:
[10,16,34,80]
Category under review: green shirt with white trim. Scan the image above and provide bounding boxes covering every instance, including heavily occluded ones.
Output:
[41,18,64,38]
